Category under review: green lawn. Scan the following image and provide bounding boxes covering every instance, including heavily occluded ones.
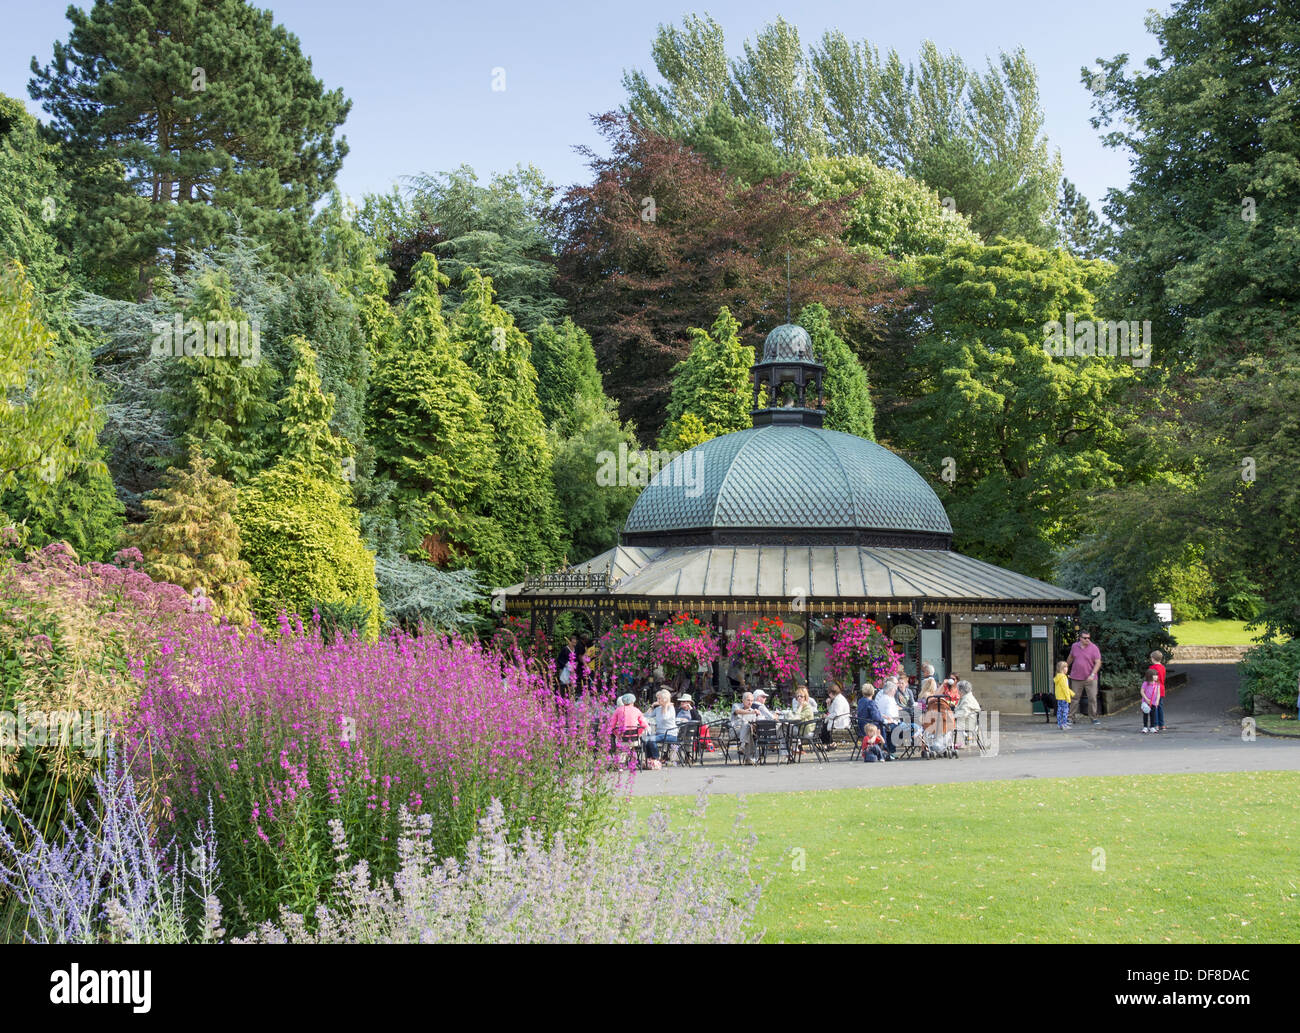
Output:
[1256,713,1299,736]
[1171,619,1280,646]
[641,772,1300,943]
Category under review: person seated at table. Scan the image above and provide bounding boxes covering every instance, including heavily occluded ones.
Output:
[732,691,758,762]
[822,681,851,748]
[875,680,902,755]
[856,683,883,738]
[861,722,888,763]
[752,690,777,721]
[899,675,920,717]
[791,685,816,744]
[608,693,648,763]
[647,687,678,761]
[675,693,701,725]
[954,679,981,749]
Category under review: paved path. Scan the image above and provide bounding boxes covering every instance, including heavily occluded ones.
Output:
[630,663,1299,797]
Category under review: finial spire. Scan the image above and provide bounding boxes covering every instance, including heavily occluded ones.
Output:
[785,252,791,323]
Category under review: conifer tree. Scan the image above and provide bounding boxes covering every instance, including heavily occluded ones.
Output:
[531,317,602,427]
[658,307,754,450]
[798,303,874,440]
[367,254,499,563]
[157,269,278,483]
[453,268,563,582]
[122,450,256,621]
[276,336,344,480]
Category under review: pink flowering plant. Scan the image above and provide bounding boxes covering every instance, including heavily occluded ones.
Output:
[657,613,720,680]
[824,618,904,682]
[120,616,616,930]
[728,617,802,687]
[597,619,659,681]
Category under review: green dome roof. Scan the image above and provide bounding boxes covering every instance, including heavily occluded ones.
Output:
[622,425,953,548]
[761,323,815,362]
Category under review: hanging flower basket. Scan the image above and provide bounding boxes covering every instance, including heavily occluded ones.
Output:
[657,612,720,681]
[728,617,802,688]
[598,618,659,682]
[491,614,547,663]
[825,617,903,683]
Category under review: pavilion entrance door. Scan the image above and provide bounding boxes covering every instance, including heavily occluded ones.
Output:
[921,628,946,683]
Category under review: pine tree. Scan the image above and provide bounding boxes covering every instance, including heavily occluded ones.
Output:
[29,0,349,298]
[367,255,499,560]
[452,268,563,583]
[798,303,874,440]
[122,450,256,621]
[658,307,754,450]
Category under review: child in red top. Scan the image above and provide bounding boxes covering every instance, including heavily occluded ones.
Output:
[1148,651,1167,731]
[861,723,887,763]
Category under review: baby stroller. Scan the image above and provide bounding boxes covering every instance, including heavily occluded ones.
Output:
[920,695,958,758]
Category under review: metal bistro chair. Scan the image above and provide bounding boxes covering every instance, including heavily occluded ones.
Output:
[703,718,736,764]
[801,718,830,763]
[674,721,701,767]
[613,727,644,770]
[752,720,782,765]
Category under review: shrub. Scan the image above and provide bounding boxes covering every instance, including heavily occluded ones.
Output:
[0,745,221,944]
[237,795,762,944]
[121,622,616,932]
[1239,639,1300,712]
[0,543,207,845]
[237,462,382,640]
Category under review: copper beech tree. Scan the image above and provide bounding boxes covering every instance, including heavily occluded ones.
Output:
[550,113,909,438]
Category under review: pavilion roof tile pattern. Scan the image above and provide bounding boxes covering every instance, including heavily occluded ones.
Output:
[623,425,953,538]
[507,545,1087,605]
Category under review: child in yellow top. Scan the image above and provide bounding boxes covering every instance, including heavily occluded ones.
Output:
[1054,660,1074,730]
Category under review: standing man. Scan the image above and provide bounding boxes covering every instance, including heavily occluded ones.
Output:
[1067,629,1103,725]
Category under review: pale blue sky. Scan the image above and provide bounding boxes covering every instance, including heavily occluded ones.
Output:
[4,0,1169,213]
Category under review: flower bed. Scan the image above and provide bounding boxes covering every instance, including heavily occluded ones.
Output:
[121,619,615,929]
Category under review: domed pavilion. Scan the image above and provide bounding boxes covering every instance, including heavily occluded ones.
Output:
[504,322,1087,713]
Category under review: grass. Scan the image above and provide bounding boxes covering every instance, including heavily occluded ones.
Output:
[1255,713,1299,737]
[1171,619,1281,647]
[641,772,1300,943]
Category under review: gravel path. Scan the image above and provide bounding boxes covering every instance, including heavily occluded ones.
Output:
[630,663,1298,797]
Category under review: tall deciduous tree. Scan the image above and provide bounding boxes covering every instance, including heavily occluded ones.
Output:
[552,113,904,438]
[0,264,104,496]
[30,0,349,298]
[892,242,1135,579]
